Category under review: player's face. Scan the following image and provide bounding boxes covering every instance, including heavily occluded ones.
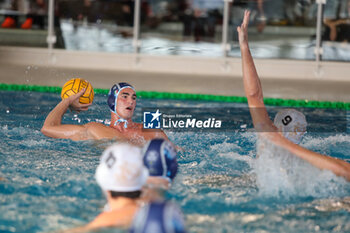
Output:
[116,88,137,120]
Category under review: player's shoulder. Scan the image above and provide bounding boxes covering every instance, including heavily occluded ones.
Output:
[83,122,119,140]
[127,122,144,130]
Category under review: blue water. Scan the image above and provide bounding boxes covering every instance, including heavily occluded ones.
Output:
[0,91,349,233]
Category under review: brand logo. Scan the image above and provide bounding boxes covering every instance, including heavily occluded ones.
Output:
[143,109,222,130]
[143,109,162,129]
[162,118,221,129]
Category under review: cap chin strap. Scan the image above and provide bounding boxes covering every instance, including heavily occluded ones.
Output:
[114,117,129,128]
[112,109,129,128]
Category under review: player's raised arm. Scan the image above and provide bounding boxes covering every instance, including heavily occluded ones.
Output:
[41,89,92,140]
[237,10,275,132]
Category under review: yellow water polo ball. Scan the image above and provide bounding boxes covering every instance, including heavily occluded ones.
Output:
[61,78,94,104]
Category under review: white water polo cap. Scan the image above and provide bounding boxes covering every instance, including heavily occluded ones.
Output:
[274,109,307,144]
[96,143,149,192]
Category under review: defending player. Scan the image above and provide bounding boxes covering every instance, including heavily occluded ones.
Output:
[238,10,350,181]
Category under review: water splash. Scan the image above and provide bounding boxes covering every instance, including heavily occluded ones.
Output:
[253,138,349,198]
[1,91,349,233]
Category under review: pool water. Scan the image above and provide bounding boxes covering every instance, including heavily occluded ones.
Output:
[0,91,349,233]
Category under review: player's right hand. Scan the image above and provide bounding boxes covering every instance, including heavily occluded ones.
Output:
[67,89,92,112]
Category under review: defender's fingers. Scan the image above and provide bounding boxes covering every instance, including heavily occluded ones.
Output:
[243,10,250,26]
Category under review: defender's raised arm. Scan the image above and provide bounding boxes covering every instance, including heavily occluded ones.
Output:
[237,10,276,133]
[237,10,350,181]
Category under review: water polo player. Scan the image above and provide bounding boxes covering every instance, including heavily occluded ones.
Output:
[129,200,186,233]
[65,143,148,232]
[238,10,350,181]
[141,138,178,202]
[41,82,168,144]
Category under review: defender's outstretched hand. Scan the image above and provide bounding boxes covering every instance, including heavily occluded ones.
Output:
[237,10,250,46]
[67,89,92,112]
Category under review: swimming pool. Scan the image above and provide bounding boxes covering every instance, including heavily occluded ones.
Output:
[0,90,349,233]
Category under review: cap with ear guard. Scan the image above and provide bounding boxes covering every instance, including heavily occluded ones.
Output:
[274,109,307,144]
[142,139,178,181]
[107,82,135,114]
[107,82,135,128]
[129,201,186,233]
[95,143,149,192]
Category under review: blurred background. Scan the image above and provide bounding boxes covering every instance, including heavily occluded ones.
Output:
[0,0,349,102]
[1,0,350,60]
